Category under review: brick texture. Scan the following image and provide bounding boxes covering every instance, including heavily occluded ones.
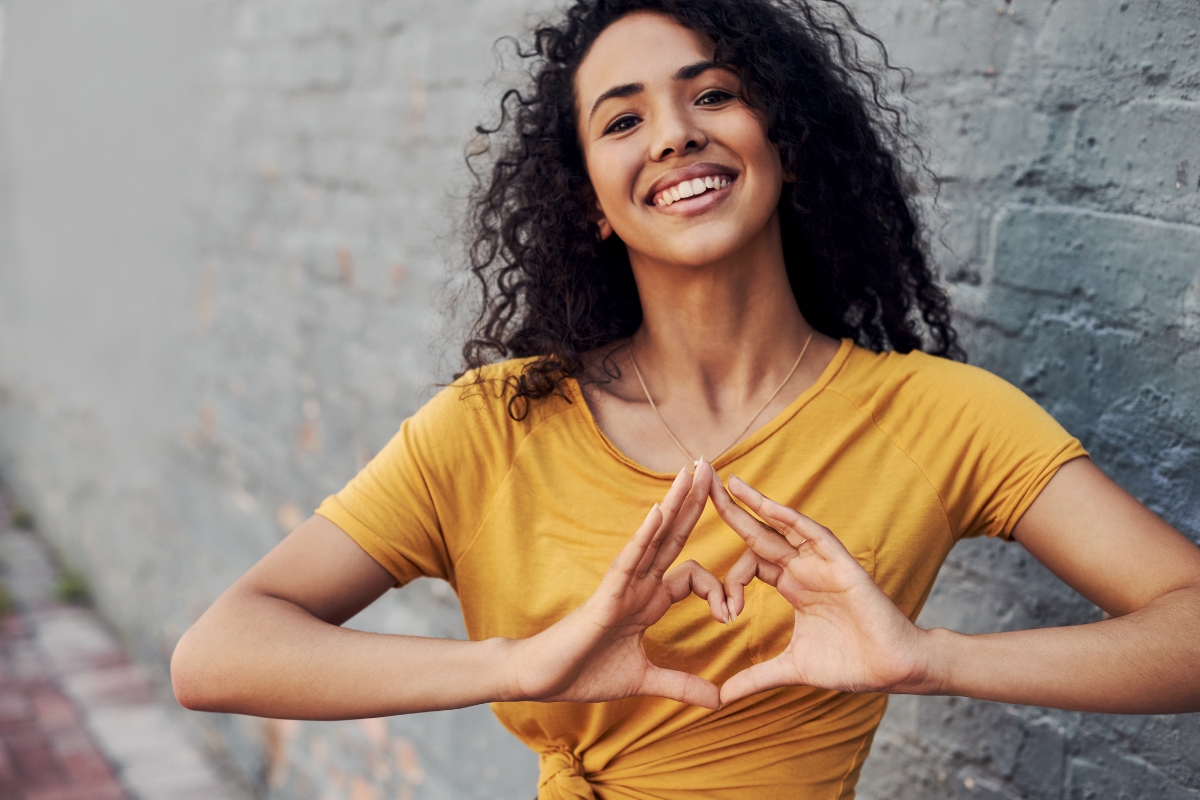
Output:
[0,613,129,800]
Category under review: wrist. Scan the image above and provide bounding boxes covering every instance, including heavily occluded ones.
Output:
[490,636,528,703]
[905,627,958,696]
[902,628,955,695]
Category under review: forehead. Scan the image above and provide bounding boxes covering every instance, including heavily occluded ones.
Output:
[575,12,714,106]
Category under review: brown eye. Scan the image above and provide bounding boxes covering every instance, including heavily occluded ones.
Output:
[604,115,640,135]
[697,90,733,106]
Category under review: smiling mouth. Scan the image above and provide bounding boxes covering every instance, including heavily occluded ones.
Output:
[650,174,735,207]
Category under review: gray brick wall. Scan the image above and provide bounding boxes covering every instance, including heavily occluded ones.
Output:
[854,2,1200,798]
[0,1,1195,798]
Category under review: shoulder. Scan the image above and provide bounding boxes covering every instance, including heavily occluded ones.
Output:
[828,345,1030,422]
[410,357,579,452]
[826,345,1080,476]
[825,346,1085,540]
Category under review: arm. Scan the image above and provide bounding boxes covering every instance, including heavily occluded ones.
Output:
[171,463,730,720]
[924,457,1200,713]
[711,462,1200,713]
[170,514,512,719]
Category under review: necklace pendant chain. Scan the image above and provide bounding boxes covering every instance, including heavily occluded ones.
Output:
[630,332,815,467]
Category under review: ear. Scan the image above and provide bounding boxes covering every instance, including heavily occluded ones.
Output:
[596,215,614,240]
[776,138,796,183]
[588,190,614,240]
[780,155,796,184]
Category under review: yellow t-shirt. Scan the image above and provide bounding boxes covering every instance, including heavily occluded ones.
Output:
[316,339,1087,800]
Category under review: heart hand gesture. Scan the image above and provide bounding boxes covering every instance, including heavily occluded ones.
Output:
[504,462,730,710]
[710,474,933,705]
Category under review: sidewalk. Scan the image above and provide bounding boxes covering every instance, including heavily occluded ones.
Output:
[0,509,241,800]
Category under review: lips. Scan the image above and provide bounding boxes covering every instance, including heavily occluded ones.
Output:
[645,163,737,207]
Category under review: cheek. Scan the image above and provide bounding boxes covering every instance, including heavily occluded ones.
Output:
[725,110,781,178]
[740,138,784,210]
[590,172,626,216]
[585,145,640,218]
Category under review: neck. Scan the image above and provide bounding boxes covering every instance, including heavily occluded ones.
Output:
[626,212,815,413]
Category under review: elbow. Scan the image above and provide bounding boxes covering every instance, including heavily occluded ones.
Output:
[170,628,220,712]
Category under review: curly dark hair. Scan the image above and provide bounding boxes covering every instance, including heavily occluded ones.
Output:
[462,0,962,419]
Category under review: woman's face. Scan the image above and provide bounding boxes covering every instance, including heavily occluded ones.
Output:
[575,12,784,269]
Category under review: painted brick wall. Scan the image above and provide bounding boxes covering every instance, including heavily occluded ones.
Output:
[854,2,1200,798]
[0,1,1195,798]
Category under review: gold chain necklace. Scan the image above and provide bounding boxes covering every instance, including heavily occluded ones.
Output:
[628,332,814,466]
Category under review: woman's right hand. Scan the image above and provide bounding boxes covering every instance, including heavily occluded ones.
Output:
[501,461,729,709]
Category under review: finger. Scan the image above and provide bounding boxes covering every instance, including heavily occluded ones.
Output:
[635,468,694,575]
[647,460,713,577]
[662,559,731,624]
[723,548,784,619]
[606,503,664,593]
[723,476,808,549]
[709,472,797,567]
[640,665,721,710]
[718,657,797,706]
[728,476,845,560]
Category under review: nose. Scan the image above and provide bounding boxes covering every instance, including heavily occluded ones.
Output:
[649,102,707,161]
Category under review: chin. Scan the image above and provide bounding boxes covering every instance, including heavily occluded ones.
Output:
[628,205,778,268]
[649,234,756,268]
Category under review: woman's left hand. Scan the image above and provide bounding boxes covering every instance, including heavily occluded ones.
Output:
[710,474,935,706]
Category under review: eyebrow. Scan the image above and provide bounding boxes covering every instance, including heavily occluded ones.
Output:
[587,60,722,123]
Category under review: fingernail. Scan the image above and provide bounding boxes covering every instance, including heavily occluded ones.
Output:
[729,476,759,497]
[731,610,738,625]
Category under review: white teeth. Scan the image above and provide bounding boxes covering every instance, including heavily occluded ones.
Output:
[654,175,731,206]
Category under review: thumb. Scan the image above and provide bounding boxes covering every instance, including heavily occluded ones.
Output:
[719,657,796,706]
[641,665,721,709]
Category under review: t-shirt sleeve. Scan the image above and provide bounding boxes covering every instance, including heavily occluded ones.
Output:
[935,363,1088,540]
[316,413,452,586]
[879,354,1089,541]
[315,376,519,586]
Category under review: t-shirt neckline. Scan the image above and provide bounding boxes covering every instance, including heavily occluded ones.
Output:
[568,337,856,480]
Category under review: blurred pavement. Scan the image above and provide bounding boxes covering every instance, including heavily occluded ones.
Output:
[0,498,241,800]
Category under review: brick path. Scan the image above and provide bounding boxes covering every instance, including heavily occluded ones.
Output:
[0,612,127,799]
[0,517,240,800]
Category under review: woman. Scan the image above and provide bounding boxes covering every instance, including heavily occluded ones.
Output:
[170,1,1200,798]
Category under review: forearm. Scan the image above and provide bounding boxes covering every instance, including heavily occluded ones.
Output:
[171,591,517,719]
[917,585,1200,714]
